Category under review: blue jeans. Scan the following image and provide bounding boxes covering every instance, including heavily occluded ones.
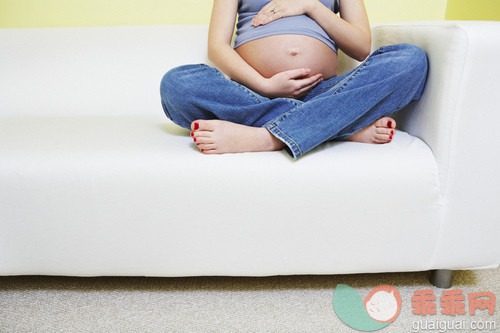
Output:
[160,44,428,159]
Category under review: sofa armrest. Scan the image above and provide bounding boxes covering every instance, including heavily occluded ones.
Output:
[370,21,500,269]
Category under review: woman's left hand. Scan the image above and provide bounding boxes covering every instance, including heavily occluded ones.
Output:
[252,0,316,26]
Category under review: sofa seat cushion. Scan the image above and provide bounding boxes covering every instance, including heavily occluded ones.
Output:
[0,115,441,276]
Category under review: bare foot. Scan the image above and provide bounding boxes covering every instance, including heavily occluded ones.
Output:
[190,119,284,154]
[346,117,396,144]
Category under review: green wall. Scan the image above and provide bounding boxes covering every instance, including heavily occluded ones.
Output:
[0,0,213,28]
[445,0,500,20]
[0,0,498,28]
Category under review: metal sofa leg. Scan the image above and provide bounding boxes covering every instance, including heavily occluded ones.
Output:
[429,269,453,288]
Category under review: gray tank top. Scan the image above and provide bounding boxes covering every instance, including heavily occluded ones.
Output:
[234,0,338,52]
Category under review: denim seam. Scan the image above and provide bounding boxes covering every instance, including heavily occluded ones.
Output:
[269,56,373,127]
[229,78,266,104]
[261,98,304,136]
[269,102,305,130]
[262,53,378,158]
[207,65,265,104]
[261,62,369,157]
[331,55,373,95]
[237,83,265,104]
[309,55,371,96]
[265,122,302,159]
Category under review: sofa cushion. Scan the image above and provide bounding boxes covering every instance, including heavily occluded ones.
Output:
[0,114,441,276]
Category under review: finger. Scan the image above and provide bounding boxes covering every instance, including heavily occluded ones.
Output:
[295,73,323,88]
[295,77,323,97]
[253,13,277,26]
[258,2,279,18]
[283,67,312,79]
[296,82,320,97]
[253,2,281,26]
[292,74,323,96]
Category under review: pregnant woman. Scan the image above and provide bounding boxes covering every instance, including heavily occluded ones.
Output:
[160,0,428,159]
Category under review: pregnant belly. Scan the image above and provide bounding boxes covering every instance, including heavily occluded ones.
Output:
[236,34,338,79]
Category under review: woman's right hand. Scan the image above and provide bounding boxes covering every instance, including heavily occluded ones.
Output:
[260,68,323,99]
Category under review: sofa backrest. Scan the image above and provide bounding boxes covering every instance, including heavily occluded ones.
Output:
[0,25,209,117]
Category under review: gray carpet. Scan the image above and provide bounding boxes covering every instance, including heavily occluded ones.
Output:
[1,268,499,332]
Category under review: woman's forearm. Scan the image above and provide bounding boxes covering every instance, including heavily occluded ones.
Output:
[307,0,371,61]
[207,0,270,95]
[208,43,323,99]
[251,0,371,61]
[208,43,268,95]
[207,0,327,99]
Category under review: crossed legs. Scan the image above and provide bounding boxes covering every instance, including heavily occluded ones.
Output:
[161,44,427,158]
[190,116,396,155]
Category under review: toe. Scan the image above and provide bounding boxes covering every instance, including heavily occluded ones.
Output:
[375,117,396,129]
[192,119,216,132]
[190,121,200,131]
[375,133,391,143]
[376,127,394,136]
[201,148,218,154]
[374,128,393,143]
[192,130,212,140]
[197,142,216,150]
[194,136,214,144]
[386,117,396,129]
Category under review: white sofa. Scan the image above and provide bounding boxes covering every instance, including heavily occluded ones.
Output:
[1,21,499,288]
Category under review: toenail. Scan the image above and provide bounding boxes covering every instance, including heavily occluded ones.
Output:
[194,122,199,130]
[391,130,394,135]
[190,132,194,137]
[193,138,197,142]
[388,121,393,128]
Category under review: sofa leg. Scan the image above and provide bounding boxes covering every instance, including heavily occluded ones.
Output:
[429,269,453,288]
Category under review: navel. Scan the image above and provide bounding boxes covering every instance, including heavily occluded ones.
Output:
[288,48,300,56]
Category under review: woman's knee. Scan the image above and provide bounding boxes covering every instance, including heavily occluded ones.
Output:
[392,44,429,101]
[160,64,205,99]
[378,44,428,95]
[371,44,428,80]
[395,44,428,77]
[160,64,210,127]
[402,44,428,96]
